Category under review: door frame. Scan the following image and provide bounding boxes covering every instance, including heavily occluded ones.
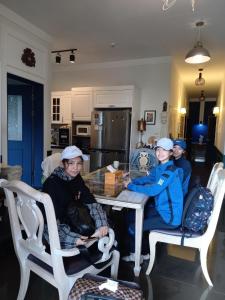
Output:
[7,73,44,188]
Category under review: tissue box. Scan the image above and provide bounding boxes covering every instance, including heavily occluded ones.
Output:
[104,170,123,185]
[104,184,118,196]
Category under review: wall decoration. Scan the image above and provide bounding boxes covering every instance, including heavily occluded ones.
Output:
[21,48,36,67]
[144,110,156,125]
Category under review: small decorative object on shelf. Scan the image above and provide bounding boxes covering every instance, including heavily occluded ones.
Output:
[21,48,36,67]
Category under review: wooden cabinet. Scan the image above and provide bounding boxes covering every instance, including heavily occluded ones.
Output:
[93,86,134,108]
[51,92,71,124]
[71,88,93,121]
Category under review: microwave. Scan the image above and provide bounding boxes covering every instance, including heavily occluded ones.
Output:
[76,124,91,136]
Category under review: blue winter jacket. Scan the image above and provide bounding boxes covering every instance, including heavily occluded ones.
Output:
[127,160,184,226]
[174,156,192,196]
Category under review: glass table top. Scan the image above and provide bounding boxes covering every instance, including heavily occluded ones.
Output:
[83,163,147,199]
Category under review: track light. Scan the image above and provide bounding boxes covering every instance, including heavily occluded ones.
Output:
[70,50,75,63]
[51,48,77,64]
[55,53,61,64]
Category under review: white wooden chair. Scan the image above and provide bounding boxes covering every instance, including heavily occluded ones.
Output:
[41,152,62,183]
[146,167,225,286]
[0,179,119,300]
[206,162,224,190]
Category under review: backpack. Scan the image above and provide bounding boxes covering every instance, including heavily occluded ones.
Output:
[180,185,214,245]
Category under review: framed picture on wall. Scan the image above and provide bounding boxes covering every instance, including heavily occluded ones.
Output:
[144,110,156,125]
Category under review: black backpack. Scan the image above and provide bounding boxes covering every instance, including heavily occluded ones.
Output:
[180,185,214,245]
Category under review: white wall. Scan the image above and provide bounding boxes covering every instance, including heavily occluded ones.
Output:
[52,57,171,145]
[0,4,52,162]
[215,79,225,154]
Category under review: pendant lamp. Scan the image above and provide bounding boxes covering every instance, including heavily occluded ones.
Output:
[199,90,205,102]
[185,21,211,64]
[195,68,205,86]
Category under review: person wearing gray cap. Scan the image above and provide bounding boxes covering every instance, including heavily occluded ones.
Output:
[42,145,109,248]
[122,137,183,262]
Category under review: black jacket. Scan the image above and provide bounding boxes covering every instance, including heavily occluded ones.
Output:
[42,173,96,223]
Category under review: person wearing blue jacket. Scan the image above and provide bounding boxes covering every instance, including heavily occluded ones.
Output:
[173,139,192,196]
[122,137,183,262]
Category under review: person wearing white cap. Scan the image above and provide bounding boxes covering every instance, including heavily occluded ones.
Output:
[122,137,184,262]
[42,145,109,248]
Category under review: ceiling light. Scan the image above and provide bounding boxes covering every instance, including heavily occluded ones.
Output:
[55,53,61,64]
[195,68,205,86]
[51,48,77,64]
[162,0,196,12]
[185,21,211,64]
[70,50,75,63]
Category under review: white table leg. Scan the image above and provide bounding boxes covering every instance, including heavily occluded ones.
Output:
[134,207,144,276]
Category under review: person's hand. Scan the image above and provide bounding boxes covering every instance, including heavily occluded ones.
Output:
[91,226,109,238]
[122,171,130,178]
[123,177,131,188]
[75,235,88,246]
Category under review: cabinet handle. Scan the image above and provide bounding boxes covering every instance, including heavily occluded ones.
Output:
[62,116,64,123]
[72,113,74,119]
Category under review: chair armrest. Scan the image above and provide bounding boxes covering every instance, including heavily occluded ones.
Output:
[53,247,80,257]
[97,228,115,261]
[53,238,98,257]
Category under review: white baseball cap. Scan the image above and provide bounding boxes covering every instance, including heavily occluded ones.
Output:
[61,145,88,161]
[155,138,173,151]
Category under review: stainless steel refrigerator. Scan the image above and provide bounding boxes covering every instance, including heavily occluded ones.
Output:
[90,109,131,171]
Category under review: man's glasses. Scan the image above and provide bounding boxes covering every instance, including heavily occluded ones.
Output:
[67,160,83,167]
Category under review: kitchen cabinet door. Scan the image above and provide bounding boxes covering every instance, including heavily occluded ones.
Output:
[71,88,93,121]
[93,86,134,108]
[51,92,71,124]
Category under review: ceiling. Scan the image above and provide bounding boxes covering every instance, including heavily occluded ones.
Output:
[1,0,225,98]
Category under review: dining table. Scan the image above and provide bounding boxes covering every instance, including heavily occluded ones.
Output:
[83,164,149,276]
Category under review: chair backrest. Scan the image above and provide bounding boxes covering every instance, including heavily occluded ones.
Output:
[130,148,157,172]
[207,162,224,190]
[204,169,225,240]
[0,179,68,279]
[41,152,62,181]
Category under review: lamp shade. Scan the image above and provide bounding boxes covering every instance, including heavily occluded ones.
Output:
[70,52,75,63]
[213,107,219,115]
[180,107,187,115]
[137,118,146,132]
[185,41,211,64]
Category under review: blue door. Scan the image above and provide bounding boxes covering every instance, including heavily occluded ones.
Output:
[7,74,43,188]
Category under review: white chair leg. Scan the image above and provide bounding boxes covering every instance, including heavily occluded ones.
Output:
[58,288,70,300]
[146,238,156,275]
[17,265,30,300]
[199,247,213,286]
[110,250,120,279]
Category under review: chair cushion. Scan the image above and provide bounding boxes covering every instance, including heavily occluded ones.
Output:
[28,242,113,276]
[151,228,201,238]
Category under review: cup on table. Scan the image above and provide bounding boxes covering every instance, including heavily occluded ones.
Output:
[113,160,120,169]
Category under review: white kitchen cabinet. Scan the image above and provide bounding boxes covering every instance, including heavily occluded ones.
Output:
[71,87,93,121]
[51,92,71,124]
[93,85,134,108]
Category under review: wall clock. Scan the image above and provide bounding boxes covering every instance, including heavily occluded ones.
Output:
[21,48,36,67]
